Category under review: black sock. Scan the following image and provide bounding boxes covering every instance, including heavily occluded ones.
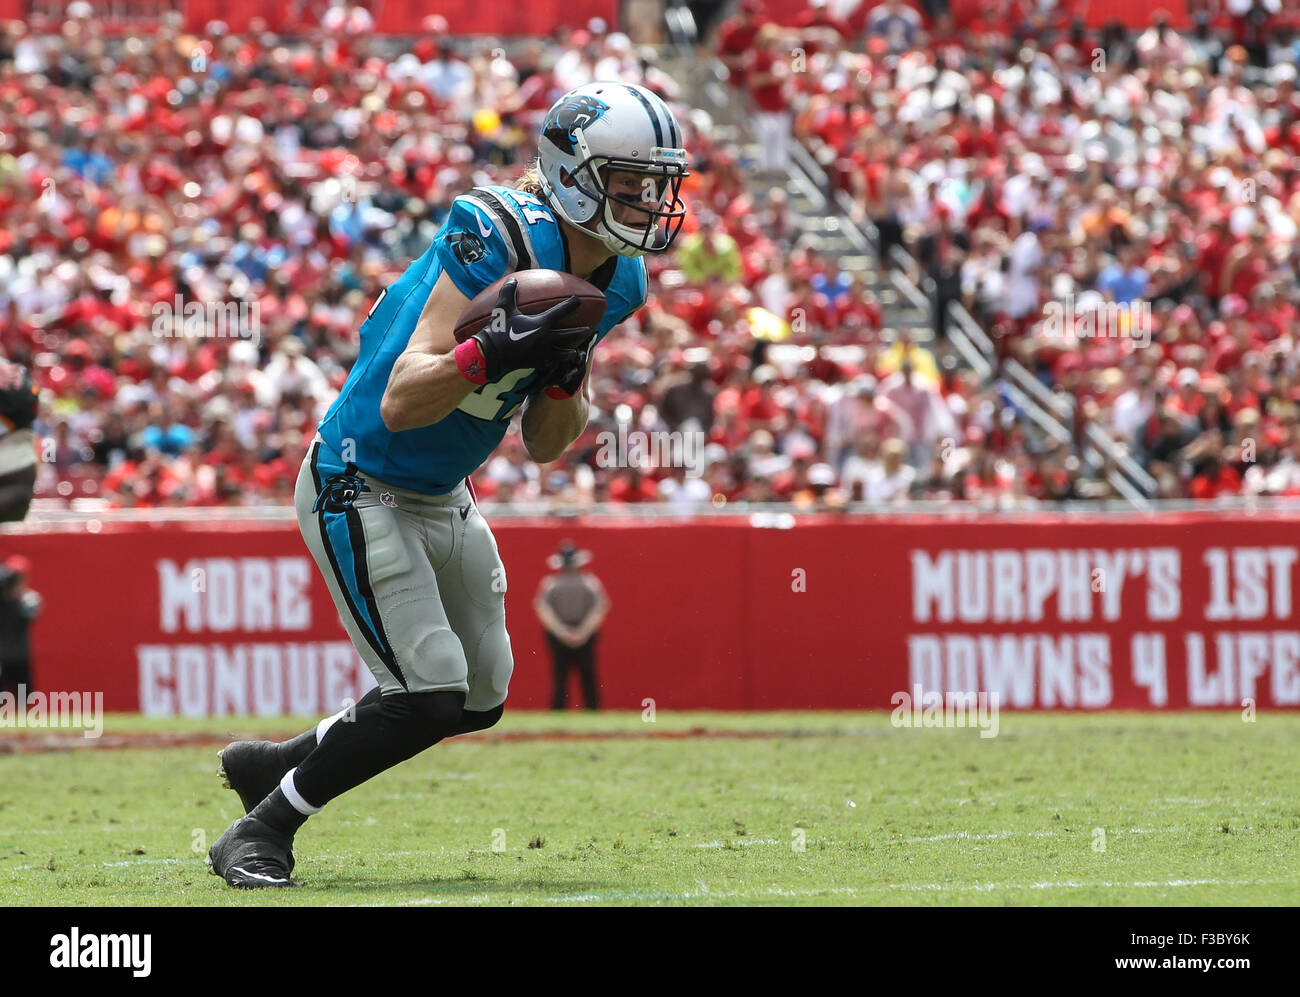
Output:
[274,730,318,770]
[259,700,504,833]
[449,704,504,737]
[250,786,309,836]
[275,686,384,769]
[291,691,466,809]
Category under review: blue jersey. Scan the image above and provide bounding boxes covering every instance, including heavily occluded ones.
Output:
[317,185,647,494]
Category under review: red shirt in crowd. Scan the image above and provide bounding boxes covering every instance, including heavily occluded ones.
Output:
[717,16,766,88]
[748,49,789,113]
[609,473,658,503]
[1194,228,1233,299]
[1190,464,1243,499]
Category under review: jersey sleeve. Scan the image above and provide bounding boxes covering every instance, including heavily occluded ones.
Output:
[622,263,649,325]
[433,195,515,300]
[595,259,648,346]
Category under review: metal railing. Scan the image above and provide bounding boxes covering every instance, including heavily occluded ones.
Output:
[780,131,1087,479]
[944,304,1157,503]
[772,70,1156,509]
[1085,421,1159,496]
[680,50,1159,508]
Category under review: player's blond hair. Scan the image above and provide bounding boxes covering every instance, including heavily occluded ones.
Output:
[514,160,546,197]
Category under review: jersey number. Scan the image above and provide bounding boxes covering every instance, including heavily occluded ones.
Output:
[457,367,534,422]
[500,188,550,226]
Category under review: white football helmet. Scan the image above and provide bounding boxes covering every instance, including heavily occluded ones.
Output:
[536,81,690,258]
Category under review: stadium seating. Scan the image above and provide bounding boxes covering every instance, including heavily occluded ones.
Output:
[1,4,1297,509]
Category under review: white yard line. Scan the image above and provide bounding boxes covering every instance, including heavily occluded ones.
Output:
[894,827,1188,843]
[539,879,1294,903]
[888,878,1289,893]
[693,838,784,848]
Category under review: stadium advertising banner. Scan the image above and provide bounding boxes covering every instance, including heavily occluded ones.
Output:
[4,513,1299,714]
[5,524,379,718]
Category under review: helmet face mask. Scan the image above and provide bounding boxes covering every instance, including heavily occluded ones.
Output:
[568,155,688,256]
[537,82,690,259]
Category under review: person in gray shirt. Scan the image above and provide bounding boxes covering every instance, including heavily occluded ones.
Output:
[534,541,610,711]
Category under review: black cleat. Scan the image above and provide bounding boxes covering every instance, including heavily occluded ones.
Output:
[206,816,297,889]
[218,740,290,814]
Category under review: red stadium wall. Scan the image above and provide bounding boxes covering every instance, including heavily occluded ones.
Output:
[4,512,1300,714]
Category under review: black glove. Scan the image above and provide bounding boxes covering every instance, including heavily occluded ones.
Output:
[537,330,596,397]
[470,279,592,382]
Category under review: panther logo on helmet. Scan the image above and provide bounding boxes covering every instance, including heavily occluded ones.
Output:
[542,96,610,155]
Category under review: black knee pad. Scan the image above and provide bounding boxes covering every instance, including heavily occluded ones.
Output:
[377,690,466,754]
[406,690,467,729]
[455,704,504,736]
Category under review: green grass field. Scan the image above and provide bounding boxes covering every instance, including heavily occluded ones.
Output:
[1,711,1297,906]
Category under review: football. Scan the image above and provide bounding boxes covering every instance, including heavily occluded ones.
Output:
[453,269,607,343]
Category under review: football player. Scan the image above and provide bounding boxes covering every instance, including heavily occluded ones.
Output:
[208,81,688,888]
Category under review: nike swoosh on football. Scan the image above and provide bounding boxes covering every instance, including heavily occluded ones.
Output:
[475,211,493,238]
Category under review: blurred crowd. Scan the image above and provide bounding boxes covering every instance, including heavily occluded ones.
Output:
[762,0,1300,501]
[2,2,1298,510]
